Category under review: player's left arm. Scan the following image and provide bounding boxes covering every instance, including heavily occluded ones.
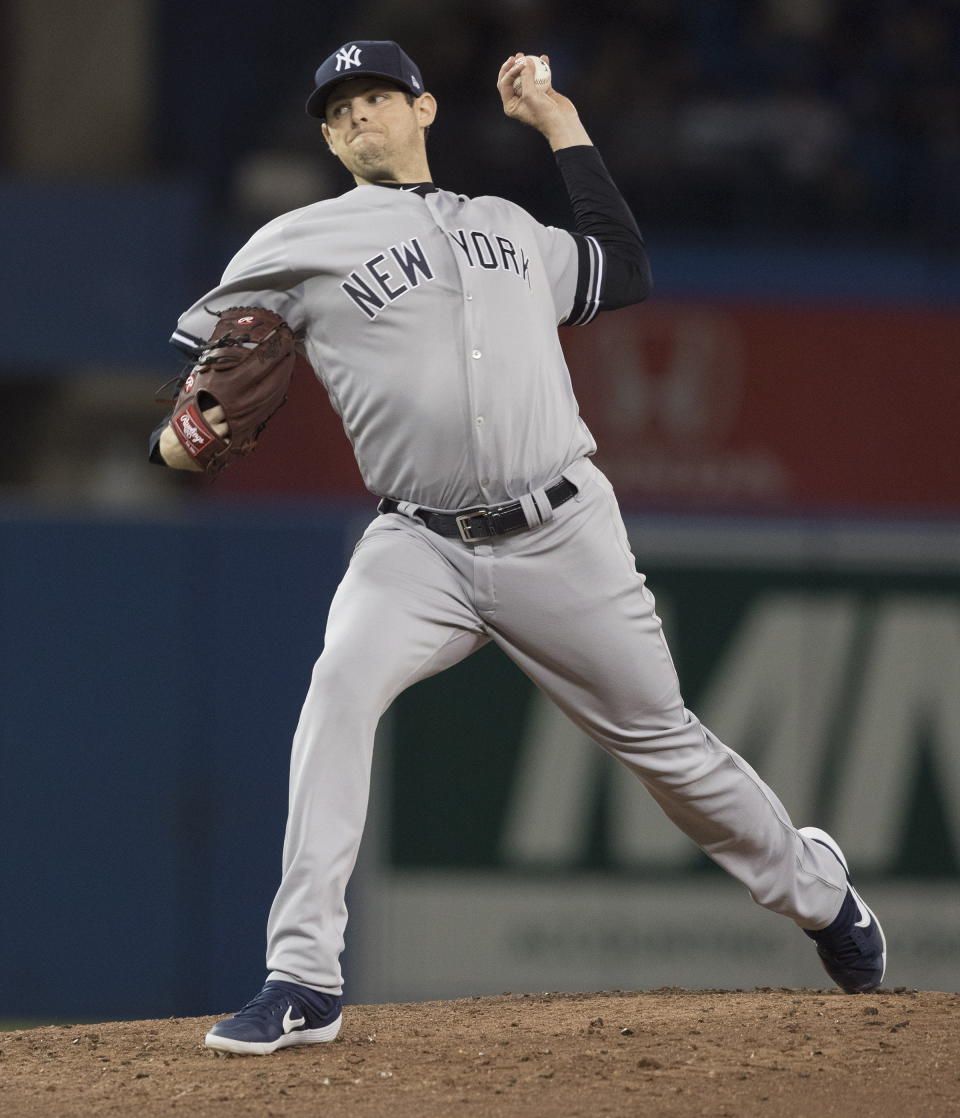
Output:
[497,54,651,321]
[150,220,306,469]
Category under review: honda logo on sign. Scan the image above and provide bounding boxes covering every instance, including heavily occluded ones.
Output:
[565,305,788,504]
[595,309,744,443]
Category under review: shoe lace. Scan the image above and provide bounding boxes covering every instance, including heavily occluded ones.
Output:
[234,985,300,1021]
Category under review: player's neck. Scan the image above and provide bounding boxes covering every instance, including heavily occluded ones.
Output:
[353,156,432,188]
[355,175,434,188]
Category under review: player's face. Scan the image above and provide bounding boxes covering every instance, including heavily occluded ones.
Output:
[321,79,436,184]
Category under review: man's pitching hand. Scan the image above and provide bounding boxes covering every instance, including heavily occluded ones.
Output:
[497,53,591,151]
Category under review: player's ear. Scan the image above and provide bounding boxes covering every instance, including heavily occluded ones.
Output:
[414,92,437,129]
[320,121,334,152]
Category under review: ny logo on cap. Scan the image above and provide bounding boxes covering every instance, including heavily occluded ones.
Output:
[335,44,362,72]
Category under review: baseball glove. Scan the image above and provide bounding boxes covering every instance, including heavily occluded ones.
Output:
[165,306,296,476]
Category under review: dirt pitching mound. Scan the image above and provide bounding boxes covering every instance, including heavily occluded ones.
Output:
[4,988,957,1118]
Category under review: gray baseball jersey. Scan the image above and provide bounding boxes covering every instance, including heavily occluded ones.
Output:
[173,185,605,509]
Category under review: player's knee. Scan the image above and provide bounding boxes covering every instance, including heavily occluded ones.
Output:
[309,652,353,696]
[307,650,391,713]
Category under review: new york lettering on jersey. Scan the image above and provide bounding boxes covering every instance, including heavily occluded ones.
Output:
[340,227,533,320]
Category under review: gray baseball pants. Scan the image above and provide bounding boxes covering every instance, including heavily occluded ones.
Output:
[266,458,848,993]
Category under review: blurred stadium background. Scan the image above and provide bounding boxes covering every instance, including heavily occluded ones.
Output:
[1,0,957,1023]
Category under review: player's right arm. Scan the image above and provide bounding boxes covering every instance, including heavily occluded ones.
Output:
[497,53,652,323]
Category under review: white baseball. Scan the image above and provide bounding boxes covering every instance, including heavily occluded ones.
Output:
[513,55,551,96]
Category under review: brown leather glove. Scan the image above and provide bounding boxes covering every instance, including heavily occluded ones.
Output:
[167,306,296,476]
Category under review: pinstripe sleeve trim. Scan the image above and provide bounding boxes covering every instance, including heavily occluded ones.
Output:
[170,328,204,357]
[565,234,605,326]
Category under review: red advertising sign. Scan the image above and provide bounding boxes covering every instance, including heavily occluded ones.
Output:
[565,302,960,512]
[213,303,960,513]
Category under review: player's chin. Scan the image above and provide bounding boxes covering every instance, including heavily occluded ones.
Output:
[349,151,396,180]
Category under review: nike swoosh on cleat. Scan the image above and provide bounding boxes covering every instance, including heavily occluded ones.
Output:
[282,1005,306,1033]
[850,887,872,928]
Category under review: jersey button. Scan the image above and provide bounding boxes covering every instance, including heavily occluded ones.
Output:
[466,293,474,301]
[475,416,484,425]
[471,349,482,359]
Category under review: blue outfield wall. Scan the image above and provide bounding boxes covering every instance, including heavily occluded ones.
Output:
[0,180,211,372]
[3,504,959,1021]
[0,506,352,1021]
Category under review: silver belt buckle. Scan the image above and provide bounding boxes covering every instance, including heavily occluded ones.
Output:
[456,509,487,543]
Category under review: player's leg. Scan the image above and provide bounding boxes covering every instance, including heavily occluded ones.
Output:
[486,464,851,930]
[206,515,488,1053]
[266,515,489,991]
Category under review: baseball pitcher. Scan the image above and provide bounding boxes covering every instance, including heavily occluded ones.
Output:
[151,41,886,1055]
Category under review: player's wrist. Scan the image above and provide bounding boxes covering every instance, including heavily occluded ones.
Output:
[540,111,592,152]
[159,423,203,471]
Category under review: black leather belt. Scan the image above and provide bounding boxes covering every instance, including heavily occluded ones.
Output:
[379,477,577,543]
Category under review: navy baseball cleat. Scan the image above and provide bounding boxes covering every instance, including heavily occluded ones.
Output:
[800,827,887,994]
[204,980,342,1055]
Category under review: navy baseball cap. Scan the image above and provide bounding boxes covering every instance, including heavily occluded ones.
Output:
[306,40,424,118]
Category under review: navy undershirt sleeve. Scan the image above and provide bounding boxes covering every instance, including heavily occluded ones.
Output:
[555,145,652,320]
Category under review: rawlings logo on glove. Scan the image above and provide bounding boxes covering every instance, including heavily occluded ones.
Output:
[166,306,296,476]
